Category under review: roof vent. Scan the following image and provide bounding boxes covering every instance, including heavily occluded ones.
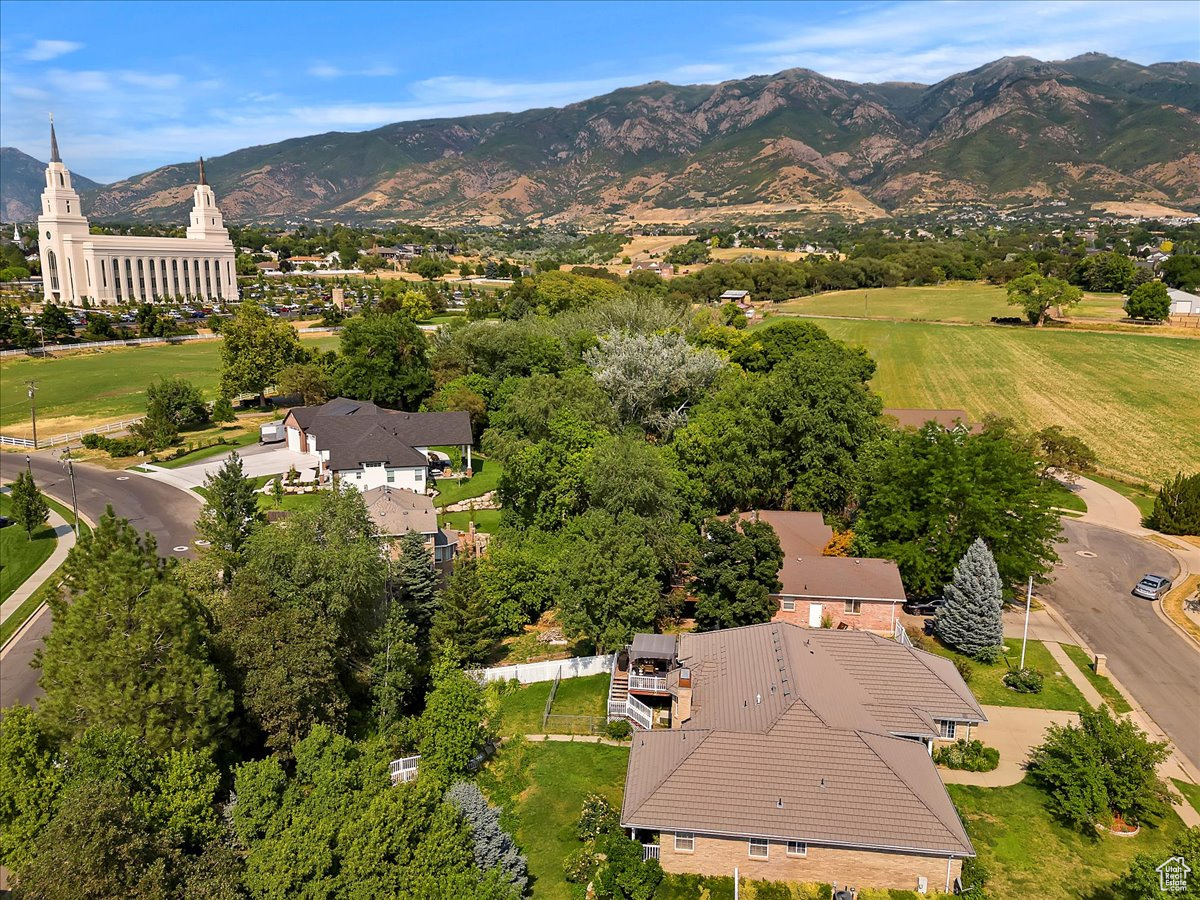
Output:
[777,797,784,808]
[820,777,826,789]
[756,693,761,705]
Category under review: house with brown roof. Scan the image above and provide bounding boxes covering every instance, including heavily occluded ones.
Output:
[360,485,459,570]
[619,623,985,893]
[282,398,473,492]
[733,511,907,634]
[883,409,982,435]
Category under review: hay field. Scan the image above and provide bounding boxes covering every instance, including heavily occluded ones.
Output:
[810,318,1199,485]
[612,234,696,262]
[0,335,339,437]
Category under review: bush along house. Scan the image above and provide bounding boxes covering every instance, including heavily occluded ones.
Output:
[616,623,986,894]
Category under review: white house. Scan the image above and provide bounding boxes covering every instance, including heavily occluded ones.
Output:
[1168,288,1200,316]
[37,118,237,305]
[282,398,472,492]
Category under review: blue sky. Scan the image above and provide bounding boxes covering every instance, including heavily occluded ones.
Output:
[1,0,1196,183]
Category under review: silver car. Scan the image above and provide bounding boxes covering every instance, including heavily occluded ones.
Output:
[1132,574,1172,600]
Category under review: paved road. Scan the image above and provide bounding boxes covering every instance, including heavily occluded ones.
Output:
[0,450,201,709]
[1041,519,1200,769]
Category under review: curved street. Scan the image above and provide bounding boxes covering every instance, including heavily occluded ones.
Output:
[0,450,201,709]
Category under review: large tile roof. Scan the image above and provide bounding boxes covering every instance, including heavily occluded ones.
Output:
[621,623,983,857]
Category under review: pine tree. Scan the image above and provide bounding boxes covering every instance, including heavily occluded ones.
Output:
[934,537,1005,659]
[1147,472,1200,535]
[195,452,264,582]
[431,558,496,666]
[445,781,529,893]
[210,396,236,424]
[393,529,439,634]
[9,470,49,540]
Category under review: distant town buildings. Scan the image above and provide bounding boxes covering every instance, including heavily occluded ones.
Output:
[37,119,238,305]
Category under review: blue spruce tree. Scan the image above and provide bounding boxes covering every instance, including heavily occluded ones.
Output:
[934,537,1005,660]
[445,781,529,893]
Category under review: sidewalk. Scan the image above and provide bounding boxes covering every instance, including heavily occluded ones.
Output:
[0,506,75,626]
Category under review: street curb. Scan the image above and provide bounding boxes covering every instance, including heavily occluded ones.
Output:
[0,601,49,656]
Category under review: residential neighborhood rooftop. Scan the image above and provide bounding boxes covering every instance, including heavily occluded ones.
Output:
[360,485,437,536]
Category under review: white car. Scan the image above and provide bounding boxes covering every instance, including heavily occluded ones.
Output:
[1132,574,1172,600]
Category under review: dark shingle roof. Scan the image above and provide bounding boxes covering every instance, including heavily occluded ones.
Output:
[322,424,430,470]
[288,398,472,447]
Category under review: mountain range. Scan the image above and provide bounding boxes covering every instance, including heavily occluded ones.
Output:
[2,53,1197,227]
[1,146,101,223]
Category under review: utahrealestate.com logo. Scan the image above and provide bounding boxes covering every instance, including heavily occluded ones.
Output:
[1157,855,1192,893]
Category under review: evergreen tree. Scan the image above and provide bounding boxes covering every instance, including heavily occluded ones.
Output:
[393,529,439,634]
[445,781,528,894]
[1147,471,1200,535]
[9,469,49,539]
[934,538,1005,659]
[210,396,236,424]
[196,452,265,582]
[432,558,497,666]
[36,509,233,757]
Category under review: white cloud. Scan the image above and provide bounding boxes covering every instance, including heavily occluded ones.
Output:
[46,69,110,92]
[308,63,342,79]
[24,39,82,61]
[118,71,182,90]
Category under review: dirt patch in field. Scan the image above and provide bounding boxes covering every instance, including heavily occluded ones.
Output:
[1092,200,1198,218]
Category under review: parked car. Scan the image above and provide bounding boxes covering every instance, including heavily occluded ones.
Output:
[903,598,945,616]
[1132,574,1172,600]
[0,515,11,528]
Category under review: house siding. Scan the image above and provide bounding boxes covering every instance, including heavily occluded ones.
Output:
[658,833,962,893]
[772,596,897,634]
[338,464,426,493]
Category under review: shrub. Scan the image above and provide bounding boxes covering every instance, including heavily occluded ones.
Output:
[605,719,632,741]
[1146,472,1200,535]
[934,738,1000,772]
[959,854,991,898]
[1003,666,1044,693]
[954,658,975,684]
[80,433,103,450]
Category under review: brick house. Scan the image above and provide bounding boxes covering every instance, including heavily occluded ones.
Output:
[620,624,985,894]
[360,485,459,572]
[732,511,907,634]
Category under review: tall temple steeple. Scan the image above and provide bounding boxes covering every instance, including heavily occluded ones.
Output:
[198,156,207,185]
[49,113,61,163]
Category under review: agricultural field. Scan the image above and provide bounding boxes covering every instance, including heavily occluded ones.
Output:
[806,318,1199,485]
[775,283,1133,325]
[0,335,338,437]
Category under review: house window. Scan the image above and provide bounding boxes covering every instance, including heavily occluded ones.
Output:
[781,598,796,612]
[674,832,694,853]
[387,470,396,484]
[938,720,957,740]
[844,599,862,615]
[748,838,769,859]
[786,841,807,857]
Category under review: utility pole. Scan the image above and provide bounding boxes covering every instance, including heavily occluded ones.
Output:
[26,380,38,450]
[1019,576,1033,670]
[61,448,80,537]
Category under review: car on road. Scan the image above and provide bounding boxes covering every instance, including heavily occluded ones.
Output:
[1132,574,1173,600]
[903,598,945,616]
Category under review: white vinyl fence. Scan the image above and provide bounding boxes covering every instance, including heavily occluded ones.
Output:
[467,653,616,685]
[0,326,340,359]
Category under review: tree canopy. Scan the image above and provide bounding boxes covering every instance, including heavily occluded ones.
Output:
[335,311,433,409]
[219,302,303,400]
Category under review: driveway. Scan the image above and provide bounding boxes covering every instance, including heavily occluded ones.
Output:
[136,446,317,490]
[1,450,202,709]
[1040,519,1199,769]
[938,706,1079,787]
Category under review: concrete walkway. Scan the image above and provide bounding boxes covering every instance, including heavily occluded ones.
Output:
[938,705,1079,787]
[135,447,316,492]
[0,506,76,627]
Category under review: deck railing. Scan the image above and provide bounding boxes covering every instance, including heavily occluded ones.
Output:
[642,844,660,861]
[625,695,654,730]
[628,673,668,693]
[894,619,912,648]
[388,755,420,784]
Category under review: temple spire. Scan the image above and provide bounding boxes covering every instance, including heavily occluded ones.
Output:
[198,156,207,185]
[49,113,61,163]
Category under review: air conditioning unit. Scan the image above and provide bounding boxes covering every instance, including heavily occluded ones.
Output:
[916,875,928,894]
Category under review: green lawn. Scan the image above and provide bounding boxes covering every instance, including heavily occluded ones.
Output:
[799,318,1200,485]
[919,637,1088,711]
[1073,291,1129,321]
[432,459,502,508]
[441,509,502,533]
[774,282,1013,324]
[0,493,58,603]
[495,673,610,738]
[0,334,338,436]
[479,739,629,900]
[1045,480,1087,514]
[154,427,262,468]
[1060,643,1133,714]
[1087,472,1157,520]
[949,779,1186,900]
[1171,779,1200,815]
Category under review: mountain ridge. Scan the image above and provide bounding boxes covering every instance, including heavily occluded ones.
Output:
[4,53,1197,226]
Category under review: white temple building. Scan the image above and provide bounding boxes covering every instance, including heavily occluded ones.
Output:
[37,119,238,305]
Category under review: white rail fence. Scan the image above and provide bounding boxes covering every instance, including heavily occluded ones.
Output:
[0,417,147,450]
[389,755,420,784]
[894,619,913,648]
[628,673,668,693]
[625,695,654,731]
[0,326,340,359]
[642,844,660,861]
[467,653,615,685]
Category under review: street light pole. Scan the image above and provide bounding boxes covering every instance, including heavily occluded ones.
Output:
[62,449,80,537]
[26,380,38,450]
[1019,576,1033,670]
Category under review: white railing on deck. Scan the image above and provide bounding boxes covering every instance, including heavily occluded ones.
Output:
[389,755,420,783]
[642,844,660,861]
[625,695,654,731]
[894,619,912,647]
[628,674,668,693]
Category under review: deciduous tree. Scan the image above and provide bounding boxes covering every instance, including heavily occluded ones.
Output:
[8,470,48,539]
[219,302,302,402]
[1006,273,1082,325]
[1124,281,1171,322]
[275,361,333,406]
[335,311,433,409]
[693,515,783,631]
[419,652,489,786]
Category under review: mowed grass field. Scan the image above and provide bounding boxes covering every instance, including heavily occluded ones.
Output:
[0,335,339,437]
[808,318,1199,485]
[774,282,1129,324]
